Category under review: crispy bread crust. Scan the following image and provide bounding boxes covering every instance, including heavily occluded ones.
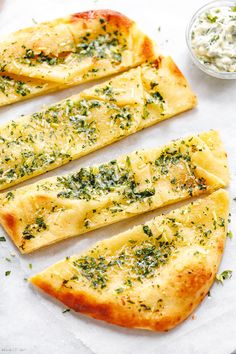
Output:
[69,10,156,61]
[31,267,214,331]
[140,36,157,61]
[70,9,133,30]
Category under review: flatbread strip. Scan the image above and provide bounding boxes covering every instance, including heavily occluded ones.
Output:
[0,56,196,191]
[0,73,61,108]
[30,189,229,331]
[0,9,158,106]
[0,130,229,254]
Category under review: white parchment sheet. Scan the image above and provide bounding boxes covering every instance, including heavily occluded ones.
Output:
[0,0,236,353]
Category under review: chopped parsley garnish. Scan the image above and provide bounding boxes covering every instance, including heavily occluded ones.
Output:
[22,217,47,240]
[154,147,206,196]
[150,81,159,89]
[35,217,47,231]
[6,191,14,201]
[71,238,174,291]
[99,85,114,97]
[56,158,154,204]
[24,48,35,59]
[216,270,232,284]
[152,91,164,102]
[76,34,124,64]
[0,75,31,97]
[206,13,218,23]
[15,81,30,96]
[73,256,108,289]
[0,236,6,242]
[143,225,153,237]
[132,242,173,279]
[115,288,124,294]
[62,308,70,313]
[23,49,64,66]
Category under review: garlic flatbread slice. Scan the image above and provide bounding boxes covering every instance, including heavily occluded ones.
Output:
[0,10,157,84]
[0,56,196,191]
[0,73,61,107]
[30,189,229,331]
[0,131,229,254]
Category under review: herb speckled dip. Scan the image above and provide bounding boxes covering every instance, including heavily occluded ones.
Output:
[186,0,236,79]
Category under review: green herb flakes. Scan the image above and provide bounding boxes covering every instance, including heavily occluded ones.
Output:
[143,225,153,237]
[216,270,232,284]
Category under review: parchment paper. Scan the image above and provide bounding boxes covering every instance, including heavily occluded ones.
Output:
[0,0,236,353]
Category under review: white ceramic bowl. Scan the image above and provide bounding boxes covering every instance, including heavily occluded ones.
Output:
[186,0,236,79]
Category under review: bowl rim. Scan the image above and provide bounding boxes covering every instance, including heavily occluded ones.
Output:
[186,0,236,79]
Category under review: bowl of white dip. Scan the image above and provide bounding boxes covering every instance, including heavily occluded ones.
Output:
[186,1,236,79]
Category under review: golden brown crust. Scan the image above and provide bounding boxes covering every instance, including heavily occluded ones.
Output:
[140,36,157,61]
[165,57,197,98]
[69,9,156,62]
[75,268,211,331]
[2,212,16,231]
[30,278,175,331]
[70,9,133,30]
[168,58,185,78]
[150,56,195,91]
[0,211,20,246]
[31,273,210,331]
[171,60,197,107]
[174,266,213,298]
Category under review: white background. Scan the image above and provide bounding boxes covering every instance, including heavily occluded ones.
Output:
[0,0,236,353]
